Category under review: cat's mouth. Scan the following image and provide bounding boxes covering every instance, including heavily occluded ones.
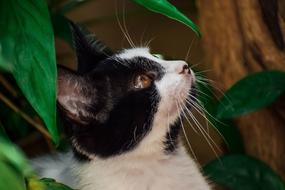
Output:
[174,70,196,105]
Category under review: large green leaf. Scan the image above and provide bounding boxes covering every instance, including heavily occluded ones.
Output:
[0,0,59,143]
[196,80,244,153]
[0,162,26,190]
[204,155,285,190]
[132,0,201,37]
[0,136,28,190]
[0,138,33,177]
[216,71,285,119]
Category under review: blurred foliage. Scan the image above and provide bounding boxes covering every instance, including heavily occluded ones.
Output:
[0,0,285,190]
[27,178,73,190]
[201,71,285,189]
[0,0,58,144]
[216,71,285,119]
[132,0,201,37]
[0,129,31,190]
[204,155,285,190]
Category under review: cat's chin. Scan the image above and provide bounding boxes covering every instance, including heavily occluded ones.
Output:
[155,75,195,126]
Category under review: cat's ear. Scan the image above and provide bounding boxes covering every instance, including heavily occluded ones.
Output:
[69,21,113,74]
[57,66,95,124]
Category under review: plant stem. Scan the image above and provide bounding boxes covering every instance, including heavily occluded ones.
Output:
[0,92,51,140]
[0,75,18,97]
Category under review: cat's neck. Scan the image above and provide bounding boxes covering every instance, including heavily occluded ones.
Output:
[71,119,181,161]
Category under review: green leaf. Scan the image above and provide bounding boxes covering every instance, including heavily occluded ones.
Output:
[0,0,59,143]
[27,178,74,190]
[27,178,45,190]
[214,120,244,154]
[196,79,244,153]
[216,71,285,119]
[0,138,33,177]
[0,54,13,72]
[132,0,201,37]
[0,162,26,190]
[39,178,74,190]
[204,155,285,190]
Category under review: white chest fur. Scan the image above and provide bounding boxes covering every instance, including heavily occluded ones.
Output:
[74,146,210,190]
[33,123,211,190]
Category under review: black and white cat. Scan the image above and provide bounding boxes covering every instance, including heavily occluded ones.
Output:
[33,23,211,190]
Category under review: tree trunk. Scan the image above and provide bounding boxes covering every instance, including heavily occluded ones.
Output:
[198,0,285,178]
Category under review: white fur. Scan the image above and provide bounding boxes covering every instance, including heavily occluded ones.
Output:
[75,145,210,190]
[33,48,211,190]
[33,146,210,190]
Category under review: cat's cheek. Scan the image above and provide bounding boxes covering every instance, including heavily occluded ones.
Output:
[155,74,191,102]
[153,75,190,125]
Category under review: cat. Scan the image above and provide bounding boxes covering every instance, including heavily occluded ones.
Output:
[32,22,211,190]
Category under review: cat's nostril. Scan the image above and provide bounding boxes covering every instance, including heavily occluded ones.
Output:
[179,64,190,74]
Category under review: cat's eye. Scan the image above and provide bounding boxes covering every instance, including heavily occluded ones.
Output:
[152,54,164,59]
[134,74,152,89]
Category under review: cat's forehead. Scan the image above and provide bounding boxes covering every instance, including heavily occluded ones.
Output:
[116,47,162,63]
[98,47,166,76]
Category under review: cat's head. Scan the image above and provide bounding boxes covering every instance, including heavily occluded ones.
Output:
[57,23,196,160]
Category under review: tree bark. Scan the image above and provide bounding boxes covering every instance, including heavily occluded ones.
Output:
[198,0,285,178]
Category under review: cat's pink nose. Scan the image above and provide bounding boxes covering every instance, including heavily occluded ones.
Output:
[178,64,190,74]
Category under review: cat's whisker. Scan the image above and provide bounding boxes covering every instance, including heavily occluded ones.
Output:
[180,98,222,154]
[195,76,215,82]
[144,37,156,48]
[189,63,200,70]
[185,96,230,148]
[186,100,230,151]
[184,37,196,62]
[194,78,227,105]
[194,69,212,74]
[186,98,210,133]
[189,59,205,70]
[191,88,212,99]
[175,100,198,162]
[122,0,136,48]
[177,101,199,134]
[195,76,233,106]
[185,96,214,126]
[183,103,221,158]
[194,78,209,86]
[184,101,222,157]
[185,94,225,126]
[115,0,135,48]
[139,27,147,47]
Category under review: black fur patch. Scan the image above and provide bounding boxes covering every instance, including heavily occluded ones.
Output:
[70,87,160,158]
[72,147,91,162]
[164,120,181,153]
